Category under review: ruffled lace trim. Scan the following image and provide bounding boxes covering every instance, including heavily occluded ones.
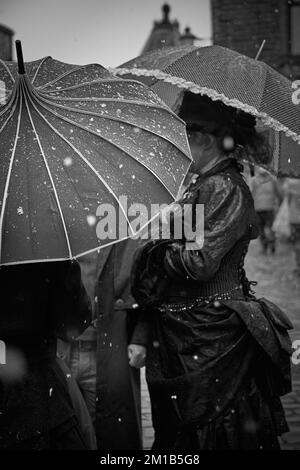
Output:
[112,67,300,144]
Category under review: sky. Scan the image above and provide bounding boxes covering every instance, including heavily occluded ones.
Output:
[0,0,211,67]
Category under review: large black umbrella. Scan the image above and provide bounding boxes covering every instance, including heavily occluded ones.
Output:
[0,42,192,265]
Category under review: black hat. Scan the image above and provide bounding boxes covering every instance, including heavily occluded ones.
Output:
[178,91,256,129]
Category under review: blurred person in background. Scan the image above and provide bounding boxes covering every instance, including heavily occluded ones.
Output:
[58,244,145,451]
[284,178,300,276]
[250,167,283,255]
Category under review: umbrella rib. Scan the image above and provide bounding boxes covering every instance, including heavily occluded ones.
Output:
[37,92,174,116]
[0,88,22,263]
[24,88,136,237]
[22,80,73,258]
[36,64,107,90]
[0,59,15,83]
[36,77,162,97]
[29,96,178,199]
[33,91,190,156]
[31,56,52,85]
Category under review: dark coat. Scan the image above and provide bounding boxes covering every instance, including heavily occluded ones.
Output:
[80,239,147,450]
[0,261,92,449]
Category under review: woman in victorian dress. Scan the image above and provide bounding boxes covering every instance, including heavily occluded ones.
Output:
[129,93,292,450]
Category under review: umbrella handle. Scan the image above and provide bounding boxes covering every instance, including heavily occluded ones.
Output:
[15,40,25,75]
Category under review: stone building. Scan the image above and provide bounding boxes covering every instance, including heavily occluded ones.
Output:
[211,0,300,79]
[0,25,14,61]
[141,3,200,54]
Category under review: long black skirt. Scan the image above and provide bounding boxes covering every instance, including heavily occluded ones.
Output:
[145,298,292,451]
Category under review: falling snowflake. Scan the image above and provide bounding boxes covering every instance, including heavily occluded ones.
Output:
[63,156,73,167]
[17,206,24,215]
[86,214,97,226]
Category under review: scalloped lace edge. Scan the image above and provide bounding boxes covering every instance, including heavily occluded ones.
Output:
[112,67,300,144]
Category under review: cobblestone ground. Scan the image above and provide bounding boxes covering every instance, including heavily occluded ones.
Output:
[141,239,300,450]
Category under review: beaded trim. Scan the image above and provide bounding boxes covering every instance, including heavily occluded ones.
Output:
[158,285,242,313]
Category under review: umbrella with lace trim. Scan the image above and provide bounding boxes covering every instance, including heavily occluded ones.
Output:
[0,41,192,266]
[113,44,300,177]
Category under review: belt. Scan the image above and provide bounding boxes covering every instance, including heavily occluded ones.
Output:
[158,285,243,313]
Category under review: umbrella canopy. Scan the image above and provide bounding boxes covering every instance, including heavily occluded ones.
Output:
[114,44,300,177]
[0,42,192,266]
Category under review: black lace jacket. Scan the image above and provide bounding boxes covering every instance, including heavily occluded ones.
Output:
[132,157,259,308]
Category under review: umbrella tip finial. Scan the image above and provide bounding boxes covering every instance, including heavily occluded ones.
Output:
[15,40,25,75]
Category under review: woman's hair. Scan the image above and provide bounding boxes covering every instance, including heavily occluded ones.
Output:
[179,92,272,165]
[192,118,272,165]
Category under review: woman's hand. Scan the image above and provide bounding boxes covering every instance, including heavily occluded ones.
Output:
[128,344,146,368]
